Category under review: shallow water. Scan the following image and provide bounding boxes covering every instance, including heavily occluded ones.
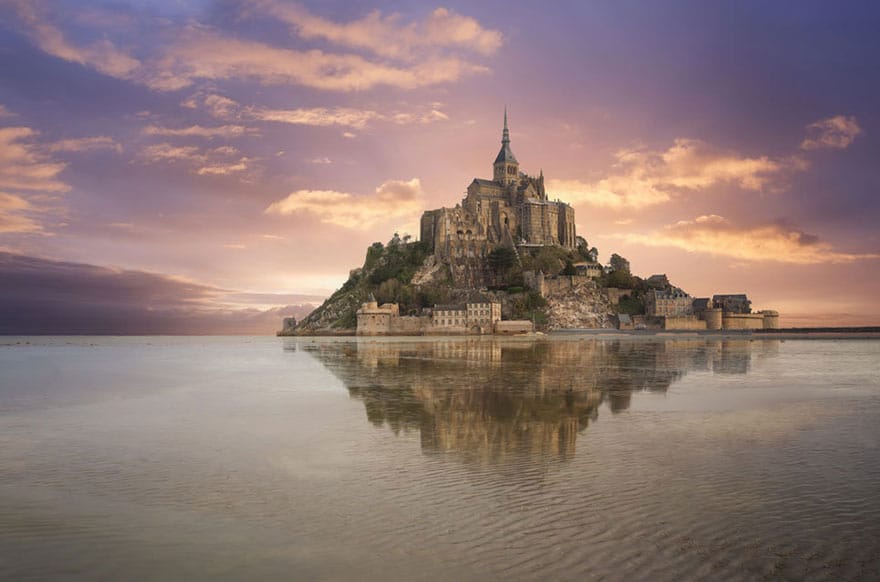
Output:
[0,336,878,580]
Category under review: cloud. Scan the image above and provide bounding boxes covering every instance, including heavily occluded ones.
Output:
[46,136,122,154]
[0,127,69,193]
[0,192,42,234]
[0,105,13,118]
[547,177,671,210]
[200,94,239,118]
[0,252,320,334]
[196,160,251,176]
[189,93,450,129]
[142,125,257,138]
[265,178,425,229]
[137,143,252,176]
[549,138,799,210]
[138,143,204,163]
[251,105,448,128]
[249,106,381,129]
[800,115,863,150]
[10,2,497,92]
[619,215,880,264]
[0,126,87,234]
[145,29,487,92]
[248,2,503,60]
[7,0,140,79]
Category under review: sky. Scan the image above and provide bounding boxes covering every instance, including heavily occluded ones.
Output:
[0,0,878,333]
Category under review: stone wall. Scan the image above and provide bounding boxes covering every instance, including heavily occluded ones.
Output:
[663,316,708,330]
[526,273,594,298]
[703,308,723,330]
[759,310,780,329]
[558,204,576,248]
[632,315,665,330]
[393,316,429,334]
[494,320,534,334]
[722,314,765,330]
[603,288,630,307]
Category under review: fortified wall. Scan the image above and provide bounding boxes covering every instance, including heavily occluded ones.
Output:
[611,289,781,331]
[355,297,532,336]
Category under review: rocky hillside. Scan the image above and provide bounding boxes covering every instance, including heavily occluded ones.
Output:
[544,282,615,330]
[284,234,666,335]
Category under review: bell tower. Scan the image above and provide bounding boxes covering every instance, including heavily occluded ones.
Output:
[493,107,519,186]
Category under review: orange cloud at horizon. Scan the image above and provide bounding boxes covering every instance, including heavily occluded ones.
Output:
[618,215,880,265]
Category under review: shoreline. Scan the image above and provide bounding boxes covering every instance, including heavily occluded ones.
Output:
[280,326,880,340]
[549,328,880,340]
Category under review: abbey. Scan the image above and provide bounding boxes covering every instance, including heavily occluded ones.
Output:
[420,111,576,261]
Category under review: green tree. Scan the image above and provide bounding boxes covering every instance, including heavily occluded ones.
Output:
[576,236,599,263]
[532,246,565,274]
[488,247,517,271]
[618,294,645,315]
[605,269,636,289]
[609,253,631,273]
[364,242,384,269]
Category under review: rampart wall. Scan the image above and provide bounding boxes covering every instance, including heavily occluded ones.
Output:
[663,316,708,330]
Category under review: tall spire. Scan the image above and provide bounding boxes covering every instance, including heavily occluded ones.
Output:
[494,106,518,166]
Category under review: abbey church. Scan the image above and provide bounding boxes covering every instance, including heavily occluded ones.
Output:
[420,111,577,260]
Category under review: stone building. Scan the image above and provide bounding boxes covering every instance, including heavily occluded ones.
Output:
[645,289,694,317]
[713,294,751,314]
[432,301,501,333]
[420,110,576,262]
[574,262,603,279]
[356,296,400,335]
[356,298,504,335]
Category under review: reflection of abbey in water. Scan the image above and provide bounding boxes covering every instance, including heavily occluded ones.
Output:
[300,338,777,465]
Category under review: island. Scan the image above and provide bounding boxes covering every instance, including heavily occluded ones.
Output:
[280,111,780,336]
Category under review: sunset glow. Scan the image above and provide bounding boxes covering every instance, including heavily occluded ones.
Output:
[1,1,878,332]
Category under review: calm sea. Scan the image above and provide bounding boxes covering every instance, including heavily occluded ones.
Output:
[1,336,878,580]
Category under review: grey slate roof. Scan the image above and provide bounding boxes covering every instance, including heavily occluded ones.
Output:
[494,108,518,165]
[494,142,518,165]
[693,298,711,310]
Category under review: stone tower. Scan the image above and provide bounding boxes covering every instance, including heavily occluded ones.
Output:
[420,109,577,277]
[493,107,519,186]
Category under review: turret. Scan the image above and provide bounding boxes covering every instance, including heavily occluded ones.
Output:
[493,107,519,186]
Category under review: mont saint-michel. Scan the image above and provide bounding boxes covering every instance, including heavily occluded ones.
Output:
[283,112,779,337]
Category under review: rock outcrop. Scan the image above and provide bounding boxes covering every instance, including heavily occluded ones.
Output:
[543,282,614,330]
[280,236,617,336]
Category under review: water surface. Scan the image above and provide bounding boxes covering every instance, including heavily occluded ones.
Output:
[1,336,878,580]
